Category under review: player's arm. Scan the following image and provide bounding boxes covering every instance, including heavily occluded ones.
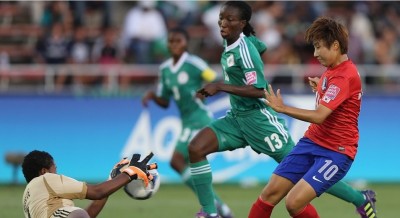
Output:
[264,84,332,124]
[85,173,131,200]
[85,198,108,218]
[142,71,170,108]
[84,153,155,216]
[142,90,169,108]
[197,83,264,98]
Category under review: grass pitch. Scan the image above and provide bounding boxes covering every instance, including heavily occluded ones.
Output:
[1,183,398,217]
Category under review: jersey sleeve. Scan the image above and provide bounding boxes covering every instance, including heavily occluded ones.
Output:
[319,75,349,110]
[247,35,267,55]
[238,39,266,89]
[155,69,171,100]
[46,174,87,200]
[188,55,217,82]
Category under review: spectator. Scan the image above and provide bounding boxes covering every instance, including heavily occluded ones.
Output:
[252,2,284,51]
[69,1,113,28]
[120,1,167,64]
[67,25,93,90]
[35,22,71,91]
[40,1,73,35]
[92,27,124,90]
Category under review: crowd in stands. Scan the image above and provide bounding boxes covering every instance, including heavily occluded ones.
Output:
[0,1,399,92]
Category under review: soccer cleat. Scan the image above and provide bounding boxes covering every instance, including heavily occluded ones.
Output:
[356,190,378,218]
[195,209,221,218]
[215,201,234,218]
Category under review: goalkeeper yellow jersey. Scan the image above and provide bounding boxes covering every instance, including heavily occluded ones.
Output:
[22,173,87,218]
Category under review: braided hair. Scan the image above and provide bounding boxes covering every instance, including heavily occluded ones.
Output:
[223,1,256,36]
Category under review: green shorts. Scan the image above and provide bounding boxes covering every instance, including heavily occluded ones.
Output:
[209,107,295,163]
[175,116,213,161]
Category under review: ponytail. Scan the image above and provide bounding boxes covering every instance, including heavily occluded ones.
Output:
[224,1,256,36]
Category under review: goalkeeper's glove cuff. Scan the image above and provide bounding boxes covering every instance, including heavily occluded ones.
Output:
[122,166,149,186]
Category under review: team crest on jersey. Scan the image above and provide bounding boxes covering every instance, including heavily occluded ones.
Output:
[178,71,189,84]
[227,54,235,67]
[322,84,340,103]
[245,71,257,85]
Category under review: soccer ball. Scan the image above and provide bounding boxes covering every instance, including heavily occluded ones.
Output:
[123,169,160,200]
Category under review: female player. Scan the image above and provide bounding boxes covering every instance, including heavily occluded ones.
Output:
[142,27,233,218]
[249,16,377,218]
[190,2,377,218]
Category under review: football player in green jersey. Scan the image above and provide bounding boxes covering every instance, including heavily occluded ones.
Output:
[190,1,376,218]
[142,27,233,218]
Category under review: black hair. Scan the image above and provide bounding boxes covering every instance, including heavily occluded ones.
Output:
[169,27,190,41]
[22,150,54,183]
[223,1,256,36]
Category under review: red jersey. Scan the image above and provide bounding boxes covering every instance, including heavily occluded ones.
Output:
[305,60,362,159]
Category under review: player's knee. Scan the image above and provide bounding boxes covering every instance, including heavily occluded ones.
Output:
[188,142,206,160]
[260,184,285,205]
[284,197,303,215]
[67,209,90,218]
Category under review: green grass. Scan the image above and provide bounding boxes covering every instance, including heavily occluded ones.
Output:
[1,183,398,217]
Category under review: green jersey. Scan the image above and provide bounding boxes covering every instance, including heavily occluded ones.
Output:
[221,33,268,111]
[157,52,215,127]
[247,34,267,55]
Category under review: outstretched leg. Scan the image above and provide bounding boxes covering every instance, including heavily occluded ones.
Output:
[171,146,233,217]
[189,127,220,217]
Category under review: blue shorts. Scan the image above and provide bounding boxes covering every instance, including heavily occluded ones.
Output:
[274,137,353,196]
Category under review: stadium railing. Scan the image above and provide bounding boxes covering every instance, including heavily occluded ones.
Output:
[0,64,398,95]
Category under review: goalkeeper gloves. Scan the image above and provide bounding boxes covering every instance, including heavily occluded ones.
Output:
[110,158,129,179]
[122,152,156,187]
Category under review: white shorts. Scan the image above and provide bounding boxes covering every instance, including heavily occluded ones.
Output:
[51,206,84,218]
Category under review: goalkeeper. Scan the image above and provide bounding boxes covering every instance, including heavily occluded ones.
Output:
[21,150,156,218]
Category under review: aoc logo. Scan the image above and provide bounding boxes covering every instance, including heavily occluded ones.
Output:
[121,95,313,182]
[121,96,275,183]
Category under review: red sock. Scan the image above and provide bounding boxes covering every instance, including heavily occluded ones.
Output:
[248,197,275,218]
[292,204,320,218]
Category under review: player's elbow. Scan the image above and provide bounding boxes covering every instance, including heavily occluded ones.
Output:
[86,186,108,200]
[310,115,327,124]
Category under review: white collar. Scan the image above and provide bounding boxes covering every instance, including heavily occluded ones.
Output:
[170,52,189,73]
[225,33,245,52]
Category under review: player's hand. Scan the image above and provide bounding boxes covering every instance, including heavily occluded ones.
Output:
[109,158,129,179]
[264,84,286,113]
[197,83,220,97]
[122,152,155,187]
[308,77,319,93]
[142,91,155,107]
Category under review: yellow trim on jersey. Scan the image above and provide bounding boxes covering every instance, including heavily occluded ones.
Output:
[201,68,217,82]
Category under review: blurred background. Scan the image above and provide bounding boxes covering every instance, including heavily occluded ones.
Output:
[0,0,399,186]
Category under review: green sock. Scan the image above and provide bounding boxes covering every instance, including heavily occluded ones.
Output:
[326,180,365,207]
[182,167,230,215]
[190,160,217,214]
[182,167,196,192]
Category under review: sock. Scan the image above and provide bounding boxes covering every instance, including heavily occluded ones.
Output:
[326,180,366,207]
[292,204,319,218]
[248,197,274,218]
[181,167,197,192]
[190,160,217,214]
[183,167,231,215]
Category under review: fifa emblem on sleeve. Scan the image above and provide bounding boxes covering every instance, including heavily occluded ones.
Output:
[322,84,340,103]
